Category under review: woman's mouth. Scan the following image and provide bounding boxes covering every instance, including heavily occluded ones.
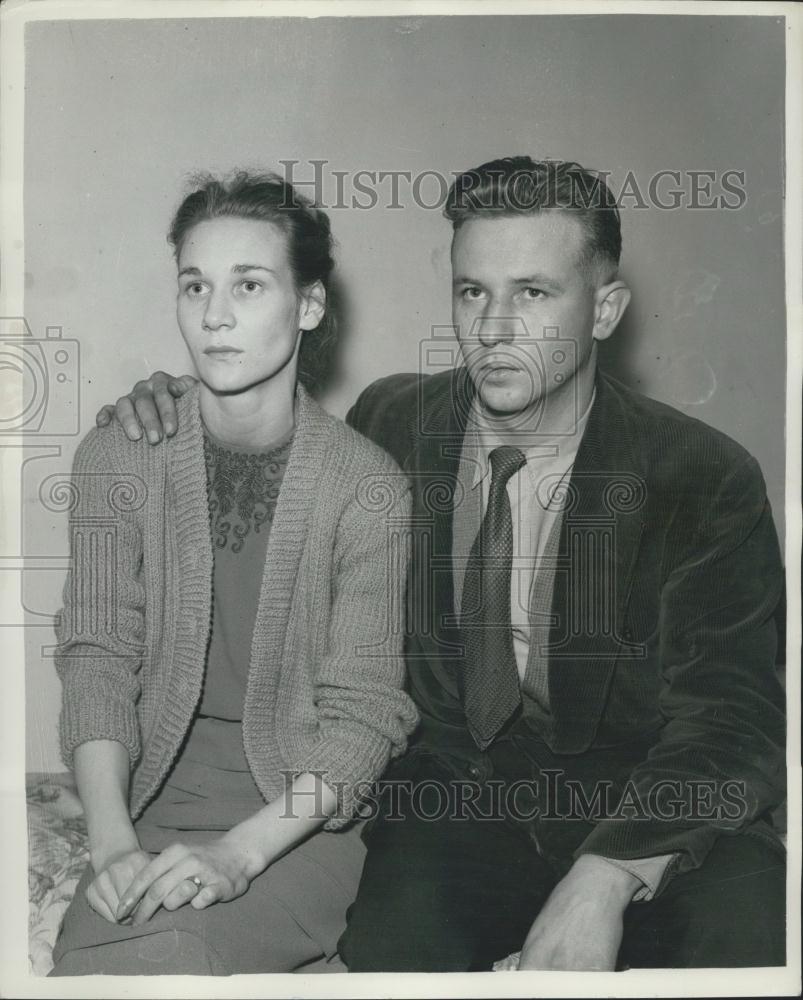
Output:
[204,347,243,361]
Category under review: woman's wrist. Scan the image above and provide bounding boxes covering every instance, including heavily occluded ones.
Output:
[220,823,272,880]
[89,827,141,873]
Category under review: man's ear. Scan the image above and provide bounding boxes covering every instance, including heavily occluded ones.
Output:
[299,281,327,332]
[591,279,631,343]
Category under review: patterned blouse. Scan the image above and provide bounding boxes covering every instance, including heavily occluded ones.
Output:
[198,426,294,721]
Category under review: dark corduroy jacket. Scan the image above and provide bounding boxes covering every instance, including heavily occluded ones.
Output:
[347,366,785,881]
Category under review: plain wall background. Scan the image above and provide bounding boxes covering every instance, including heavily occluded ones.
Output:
[22,14,786,772]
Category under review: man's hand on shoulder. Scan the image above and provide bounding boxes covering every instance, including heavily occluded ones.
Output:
[517,854,640,971]
[95,372,196,443]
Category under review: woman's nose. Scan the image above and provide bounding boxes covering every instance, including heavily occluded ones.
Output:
[202,292,235,331]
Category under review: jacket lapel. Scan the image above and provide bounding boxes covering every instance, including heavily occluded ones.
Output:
[405,368,474,695]
[546,373,647,753]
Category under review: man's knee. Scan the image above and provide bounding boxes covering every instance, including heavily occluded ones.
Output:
[340,876,471,972]
[623,834,786,968]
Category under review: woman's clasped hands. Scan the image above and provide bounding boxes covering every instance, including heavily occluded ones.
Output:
[88,834,265,926]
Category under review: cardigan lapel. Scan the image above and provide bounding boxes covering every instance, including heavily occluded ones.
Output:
[150,386,215,782]
[243,385,333,766]
[546,372,648,753]
[139,384,334,801]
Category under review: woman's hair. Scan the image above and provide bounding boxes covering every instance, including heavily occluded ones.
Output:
[168,170,337,391]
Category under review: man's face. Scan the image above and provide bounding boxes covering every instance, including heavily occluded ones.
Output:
[451,212,603,423]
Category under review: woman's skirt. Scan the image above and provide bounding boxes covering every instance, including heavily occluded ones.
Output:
[49,716,366,975]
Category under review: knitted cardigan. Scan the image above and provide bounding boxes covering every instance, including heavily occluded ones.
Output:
[55,384,418,828]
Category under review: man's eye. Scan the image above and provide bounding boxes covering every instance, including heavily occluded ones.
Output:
[461,287,484,300]
[523,287,546,300]
[185,283,206,296]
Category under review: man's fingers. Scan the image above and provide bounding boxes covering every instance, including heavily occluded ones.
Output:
[145,371,174,392]
[113,396,143,442]
[132,394,166,444]
[153,384,180,438]
[95,404,115,427]
[98,371,193,440]
[168,375,197,396]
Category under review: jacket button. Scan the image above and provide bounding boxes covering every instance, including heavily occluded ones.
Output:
[467,764,481,779]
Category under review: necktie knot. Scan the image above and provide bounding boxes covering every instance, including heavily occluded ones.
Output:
[489,446,526,493]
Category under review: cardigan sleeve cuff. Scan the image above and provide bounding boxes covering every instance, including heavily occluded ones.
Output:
[288,733,394,831]
[59,667,141,770]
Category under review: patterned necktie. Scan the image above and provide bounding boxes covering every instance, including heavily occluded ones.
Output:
[461,445,527,749]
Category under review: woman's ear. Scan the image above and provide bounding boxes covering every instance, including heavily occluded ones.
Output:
[299,281,327,332]
[591,279,631,343]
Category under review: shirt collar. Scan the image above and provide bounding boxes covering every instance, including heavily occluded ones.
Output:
[464,387,596,491]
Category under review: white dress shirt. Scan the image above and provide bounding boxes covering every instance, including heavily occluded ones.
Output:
[451,389,672,901]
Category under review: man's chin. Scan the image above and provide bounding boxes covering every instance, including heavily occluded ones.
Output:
[476,388,540,419]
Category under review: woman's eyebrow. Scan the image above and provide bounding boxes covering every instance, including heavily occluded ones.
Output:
[178,264,277,275]
[232,264,277,274]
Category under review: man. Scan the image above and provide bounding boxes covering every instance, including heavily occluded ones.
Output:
[98,157,786,971]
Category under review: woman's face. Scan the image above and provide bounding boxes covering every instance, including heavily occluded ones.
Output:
[176,217,324,396]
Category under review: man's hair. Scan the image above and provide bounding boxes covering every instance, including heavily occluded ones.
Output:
[444,156,622,281]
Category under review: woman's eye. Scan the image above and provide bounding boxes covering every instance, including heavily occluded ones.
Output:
[239,280,262,294]
[185,282,206,296]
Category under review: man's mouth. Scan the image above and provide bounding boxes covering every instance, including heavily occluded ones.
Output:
[479,360,522,375]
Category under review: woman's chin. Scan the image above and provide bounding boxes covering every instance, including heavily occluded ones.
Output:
[198,374,253,396]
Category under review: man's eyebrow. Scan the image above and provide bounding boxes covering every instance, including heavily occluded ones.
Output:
[178,266,201,278]
[512,274,564,290]
[452,273,565,290]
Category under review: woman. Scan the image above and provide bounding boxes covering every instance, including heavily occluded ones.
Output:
[50,172,417,975]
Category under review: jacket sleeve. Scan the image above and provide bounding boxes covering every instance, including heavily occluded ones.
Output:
[55,427,146,769]
[291,465,419,827]
[576,452,785,880]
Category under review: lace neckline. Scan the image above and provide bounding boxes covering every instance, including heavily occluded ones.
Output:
[203,430,294,553]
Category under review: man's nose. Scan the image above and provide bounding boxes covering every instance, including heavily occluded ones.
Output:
[473,312,517,347]
[202,291,235,331]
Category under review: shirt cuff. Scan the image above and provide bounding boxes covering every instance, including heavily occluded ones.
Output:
[591,853,677,901]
